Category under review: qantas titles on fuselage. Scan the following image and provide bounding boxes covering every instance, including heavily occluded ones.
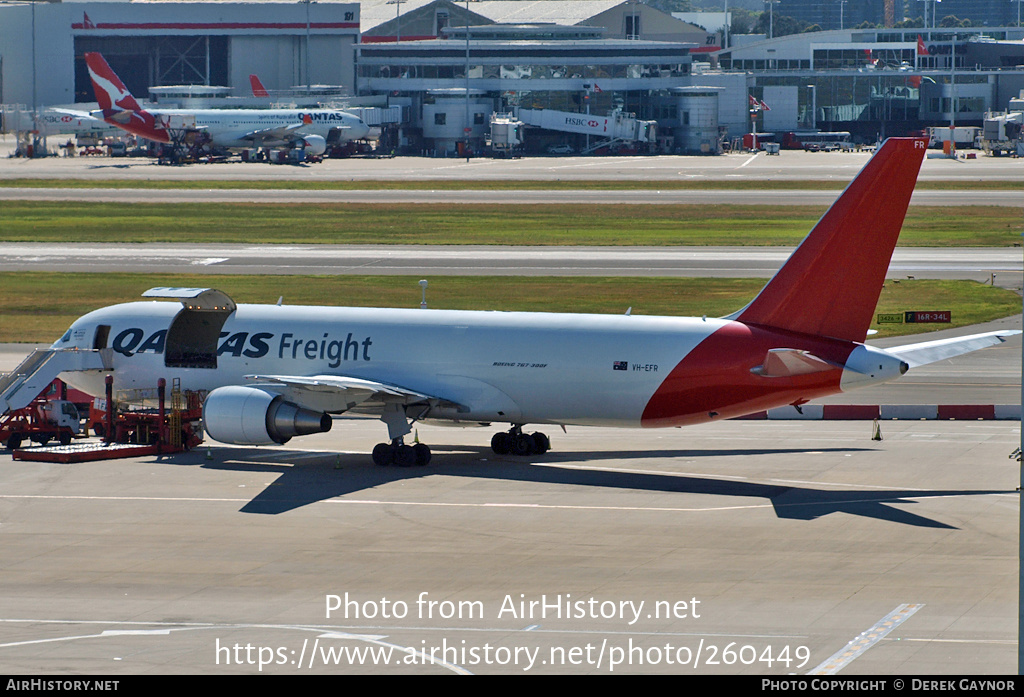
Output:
[107,327,373,366]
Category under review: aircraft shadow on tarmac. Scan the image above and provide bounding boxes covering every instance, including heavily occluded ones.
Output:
[187,444,1009,528]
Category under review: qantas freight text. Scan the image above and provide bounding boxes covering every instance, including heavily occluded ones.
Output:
[110,328,372,366]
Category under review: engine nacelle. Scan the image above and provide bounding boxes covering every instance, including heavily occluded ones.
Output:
[203,385,332,445]
[299,134,327,156]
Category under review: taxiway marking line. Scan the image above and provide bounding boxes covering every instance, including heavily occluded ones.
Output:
[807,603,924,675]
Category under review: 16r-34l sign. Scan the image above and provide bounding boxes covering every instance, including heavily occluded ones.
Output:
[905,311,951,323]
[876,311,952,324]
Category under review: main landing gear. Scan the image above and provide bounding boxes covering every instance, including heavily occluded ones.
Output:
[370,403,552,465]
[490,426,550,456]
[372,438,431,467]
[372,403,431,467]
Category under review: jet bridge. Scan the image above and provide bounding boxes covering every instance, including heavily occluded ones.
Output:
[515,108,656,150]
[1,348,112,415]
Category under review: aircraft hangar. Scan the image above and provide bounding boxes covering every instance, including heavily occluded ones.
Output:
[0,0,361,108]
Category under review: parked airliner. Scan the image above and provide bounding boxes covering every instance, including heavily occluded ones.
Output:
[83,52,370,155]
[5,138,1015,465]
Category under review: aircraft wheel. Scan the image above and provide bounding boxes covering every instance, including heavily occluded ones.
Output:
[490,432,510,455]
[531,432,550,455]
[395,444,417,467]
[372,443,392,466]
[512,433,534,456]
[413,443,431,466]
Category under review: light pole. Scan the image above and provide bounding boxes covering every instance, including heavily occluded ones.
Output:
[807,84,816,130]
[839,0,847,31]
[765,0,777,40]
[386,0,406,43]
[31,0,38,157]
[949,33,956,135]
[464,0,471,156]
[304,0,311,94]
[723,0,729,50]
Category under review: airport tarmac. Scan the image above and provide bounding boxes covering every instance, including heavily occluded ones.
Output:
[1,142,1022,183]
[0,417,1017,675]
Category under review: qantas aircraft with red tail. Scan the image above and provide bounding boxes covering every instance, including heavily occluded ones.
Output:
[82,52,369,155]
[0,138,1016,465]
[249,75,270,99]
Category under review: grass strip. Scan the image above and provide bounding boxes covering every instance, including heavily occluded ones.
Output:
[0,201,1019,247]
[0,177,1022,191]
[1,273,1016,343]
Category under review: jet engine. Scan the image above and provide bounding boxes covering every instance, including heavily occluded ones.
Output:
[203,385,332,445]
[299,134,327,156]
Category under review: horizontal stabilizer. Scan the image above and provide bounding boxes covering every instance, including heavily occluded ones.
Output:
[107,110,134,124]
[49,108,98,120]
[751,349,839,378]
[887,330,1020,368]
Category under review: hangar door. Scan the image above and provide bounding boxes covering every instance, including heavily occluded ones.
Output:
[73,36,228,103]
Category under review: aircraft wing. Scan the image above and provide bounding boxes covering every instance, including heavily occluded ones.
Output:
[245,373,464,412]
[236,124,307,144]
[886,330,1021,368]
[239,122,354,143]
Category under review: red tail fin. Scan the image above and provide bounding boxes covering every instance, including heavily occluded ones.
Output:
[734,137,927,343]
[249,74,270,98]
[84,52,143,112]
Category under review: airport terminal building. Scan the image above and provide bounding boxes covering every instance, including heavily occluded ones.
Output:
[2,0,1023,154]
[714,26,1024,140]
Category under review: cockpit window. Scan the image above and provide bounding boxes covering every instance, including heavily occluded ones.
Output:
[60,330,71,343]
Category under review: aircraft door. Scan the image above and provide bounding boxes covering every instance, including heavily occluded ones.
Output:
[140,288,237,369]
[93,324,110,350]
